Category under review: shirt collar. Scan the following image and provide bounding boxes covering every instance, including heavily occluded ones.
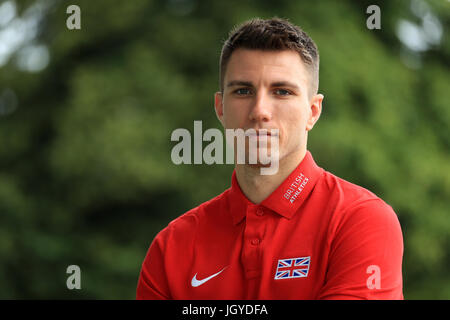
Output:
[228,150,323,225]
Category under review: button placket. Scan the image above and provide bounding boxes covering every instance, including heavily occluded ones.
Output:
[241,205,267,279]
[256,207,264,216]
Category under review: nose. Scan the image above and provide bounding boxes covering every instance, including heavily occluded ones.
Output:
[249,91,272,123]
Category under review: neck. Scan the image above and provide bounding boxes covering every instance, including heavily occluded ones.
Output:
[235,147,307,204]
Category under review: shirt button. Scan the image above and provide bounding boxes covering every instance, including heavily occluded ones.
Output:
[251,239,260,246]
[256,207,264,216]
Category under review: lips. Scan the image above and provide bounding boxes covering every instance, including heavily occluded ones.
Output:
[244,129,279,137]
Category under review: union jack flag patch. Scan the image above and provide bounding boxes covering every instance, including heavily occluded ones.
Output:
[274,256,310,280]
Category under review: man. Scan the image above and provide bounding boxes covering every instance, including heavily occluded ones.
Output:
[137,18,403,299]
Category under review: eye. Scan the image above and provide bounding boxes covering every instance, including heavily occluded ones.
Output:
[274,89,291,96]
[234,88,252,95]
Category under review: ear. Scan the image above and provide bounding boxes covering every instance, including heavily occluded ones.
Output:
[306,94,323,131]
[214,91,225,126]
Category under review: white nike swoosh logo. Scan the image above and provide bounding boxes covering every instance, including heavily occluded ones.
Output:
[191,267,227,287]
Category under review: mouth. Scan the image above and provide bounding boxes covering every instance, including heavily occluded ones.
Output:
[244,129,279,137]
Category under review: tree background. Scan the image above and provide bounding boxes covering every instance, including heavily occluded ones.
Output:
[0,0,448,299]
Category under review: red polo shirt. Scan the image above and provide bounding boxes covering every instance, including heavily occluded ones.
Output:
[137,151,403,299]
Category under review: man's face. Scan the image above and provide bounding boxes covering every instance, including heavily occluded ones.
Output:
[215,49,323,167]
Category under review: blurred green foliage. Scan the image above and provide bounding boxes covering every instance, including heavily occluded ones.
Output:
[0,0,449,299]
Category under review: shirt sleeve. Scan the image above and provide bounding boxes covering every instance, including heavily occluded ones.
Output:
[136,231,171,300]
[317,199,404,300]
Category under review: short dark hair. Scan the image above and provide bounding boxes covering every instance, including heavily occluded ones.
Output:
[219,17,319,98]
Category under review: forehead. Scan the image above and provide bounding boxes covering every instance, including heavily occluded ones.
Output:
[224,49,308,85]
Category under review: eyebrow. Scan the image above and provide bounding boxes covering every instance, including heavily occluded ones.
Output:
[271,81,300,90]
[226,80,300,91]
[226,80,253,88]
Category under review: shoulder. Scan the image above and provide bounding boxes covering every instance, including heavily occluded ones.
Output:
[316,173,404,299]
[154,189,230,244]
[320,170,381,205]
[318,171,402,239]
